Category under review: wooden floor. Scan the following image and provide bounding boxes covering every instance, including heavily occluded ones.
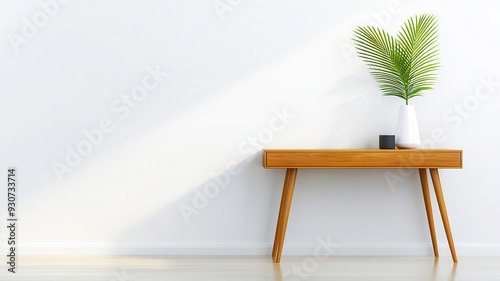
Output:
[1,256,499,280]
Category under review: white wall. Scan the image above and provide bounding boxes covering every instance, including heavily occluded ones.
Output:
[1,0,499,256]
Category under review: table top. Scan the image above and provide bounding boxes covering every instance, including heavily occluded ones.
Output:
[263,149,462,169]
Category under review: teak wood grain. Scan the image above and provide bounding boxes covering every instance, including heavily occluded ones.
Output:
[263,149,462,169]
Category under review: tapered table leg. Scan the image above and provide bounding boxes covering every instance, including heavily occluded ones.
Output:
[272,170,291,258]
[419,168,439,257]
[273,168,298,263]
[430,168,458,263]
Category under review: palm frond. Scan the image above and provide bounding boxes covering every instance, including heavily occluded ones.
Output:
[353,14,439,104]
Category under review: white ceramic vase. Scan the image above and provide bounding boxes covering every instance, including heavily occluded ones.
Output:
[395,105,420,149]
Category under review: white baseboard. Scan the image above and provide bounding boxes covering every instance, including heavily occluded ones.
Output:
[9,243,500,256]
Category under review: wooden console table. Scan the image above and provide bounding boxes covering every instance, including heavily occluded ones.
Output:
[263,149,462,263]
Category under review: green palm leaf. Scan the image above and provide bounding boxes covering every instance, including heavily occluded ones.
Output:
[353,14,439,105]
